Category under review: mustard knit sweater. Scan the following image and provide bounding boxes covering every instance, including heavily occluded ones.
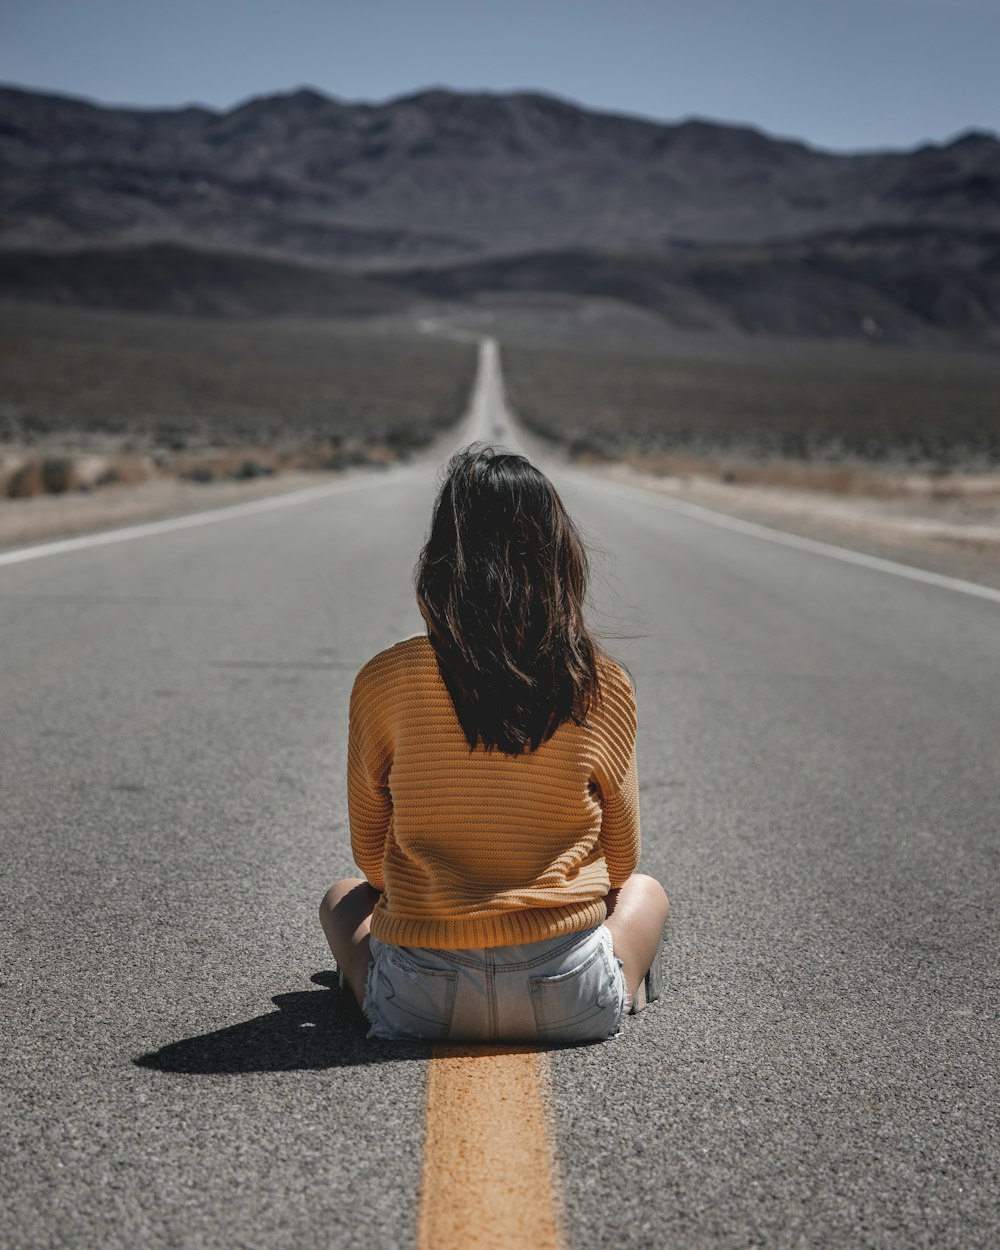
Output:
[348,635,640,949]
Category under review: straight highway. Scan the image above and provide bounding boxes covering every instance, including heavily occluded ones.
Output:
[2,339,997,1249]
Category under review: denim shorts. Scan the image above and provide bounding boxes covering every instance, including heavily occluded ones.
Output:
[362,923,627,1044]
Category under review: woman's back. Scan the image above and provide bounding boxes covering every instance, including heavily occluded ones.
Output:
[348,635,640,950]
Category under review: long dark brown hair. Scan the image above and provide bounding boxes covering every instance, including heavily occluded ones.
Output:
[415,444,604,754]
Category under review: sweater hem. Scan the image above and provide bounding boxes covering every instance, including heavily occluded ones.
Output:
[369,899,608,950]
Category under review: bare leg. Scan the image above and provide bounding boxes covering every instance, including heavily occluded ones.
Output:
[319,877,381,1006]
[603,873,670,1005]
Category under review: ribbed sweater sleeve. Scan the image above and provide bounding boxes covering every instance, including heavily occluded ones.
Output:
[347,662,392,891]
[593,670,641,889]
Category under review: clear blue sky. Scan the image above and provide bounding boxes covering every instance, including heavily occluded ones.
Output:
[2,0,998,153]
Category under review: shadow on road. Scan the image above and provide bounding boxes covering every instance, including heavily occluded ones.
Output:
[133,972,431,1073]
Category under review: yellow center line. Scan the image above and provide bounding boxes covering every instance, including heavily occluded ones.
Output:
[418,1045,565,1250]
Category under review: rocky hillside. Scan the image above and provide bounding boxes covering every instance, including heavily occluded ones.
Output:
[3,83,998,261]
[1,83,998,342]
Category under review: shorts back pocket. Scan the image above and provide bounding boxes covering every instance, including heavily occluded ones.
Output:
[529,946,623,1043]
[367,949,459,1041]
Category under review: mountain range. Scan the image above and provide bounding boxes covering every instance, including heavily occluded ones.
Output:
[2,83,998,343]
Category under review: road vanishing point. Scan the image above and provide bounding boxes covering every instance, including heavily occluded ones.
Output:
[2,339,998,1250]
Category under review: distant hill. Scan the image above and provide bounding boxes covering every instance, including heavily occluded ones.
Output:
[389,225,1000,344]
[0,242,411,318]
[1,83,998,342]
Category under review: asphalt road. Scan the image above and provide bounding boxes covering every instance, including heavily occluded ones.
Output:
[2,339,998,1249]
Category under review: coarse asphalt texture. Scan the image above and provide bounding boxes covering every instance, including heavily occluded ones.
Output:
[2,339,998,1250]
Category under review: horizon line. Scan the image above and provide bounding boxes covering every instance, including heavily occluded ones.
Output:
[1,77,996,159]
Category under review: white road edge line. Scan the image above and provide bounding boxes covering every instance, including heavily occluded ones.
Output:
[569,471,1000,606]
[0,468,424,569]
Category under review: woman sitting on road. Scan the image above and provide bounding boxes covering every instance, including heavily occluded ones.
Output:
[320,444,669,1043]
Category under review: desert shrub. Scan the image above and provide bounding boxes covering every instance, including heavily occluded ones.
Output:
[5,457,80,496]
[233,458,274,479]
[6,461,44,498]
[322,446,377,471]
[567,435,611,461]
[384,423,434,452]
[41,458,78,493]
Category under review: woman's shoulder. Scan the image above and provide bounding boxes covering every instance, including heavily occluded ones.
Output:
[352,634,436,692]
[592,651,638,734]
[596,651,636,701]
